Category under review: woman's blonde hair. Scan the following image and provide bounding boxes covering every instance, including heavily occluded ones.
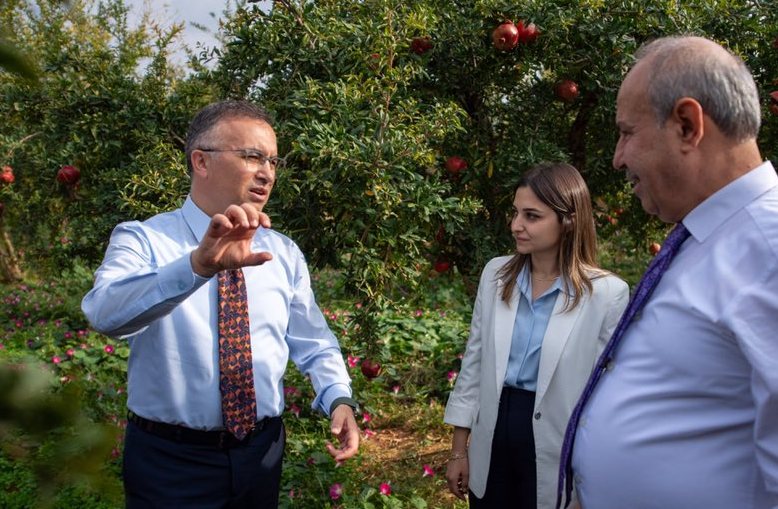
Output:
[497,162,602,310]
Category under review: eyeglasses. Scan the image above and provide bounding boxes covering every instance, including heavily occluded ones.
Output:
[198,148,286,171]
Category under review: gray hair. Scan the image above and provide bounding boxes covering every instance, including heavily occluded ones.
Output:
[184,100,273,173]
[634,36,760,141]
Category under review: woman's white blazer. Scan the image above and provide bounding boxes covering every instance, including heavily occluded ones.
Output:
[444,256,629,507]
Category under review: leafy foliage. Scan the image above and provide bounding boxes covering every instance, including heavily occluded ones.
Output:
[0,0,215,274]
[201,0,778,344]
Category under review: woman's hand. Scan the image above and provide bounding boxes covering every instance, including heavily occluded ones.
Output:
[445,453,470,500]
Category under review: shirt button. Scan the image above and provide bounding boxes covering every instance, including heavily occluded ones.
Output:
[534,412,542,420]
[606,359,615,371]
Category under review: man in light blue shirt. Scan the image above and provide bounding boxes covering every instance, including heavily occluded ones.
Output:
[82,100,359,508]
[566,37,778,508]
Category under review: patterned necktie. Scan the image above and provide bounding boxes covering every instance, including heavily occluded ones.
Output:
[556,223,691,508]
[217,268,257,440]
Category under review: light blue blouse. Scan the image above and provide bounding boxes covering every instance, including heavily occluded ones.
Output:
[504,265,562,391]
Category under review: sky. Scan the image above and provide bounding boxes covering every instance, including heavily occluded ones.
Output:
[123,0,271,67]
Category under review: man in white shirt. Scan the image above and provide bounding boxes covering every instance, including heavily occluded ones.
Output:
[567,36,778,508]
[82,100,360,508]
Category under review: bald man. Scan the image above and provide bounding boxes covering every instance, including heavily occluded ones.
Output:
[566,37,778,509]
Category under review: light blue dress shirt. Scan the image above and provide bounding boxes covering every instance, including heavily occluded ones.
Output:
[504,265,561,391]
[573,161,778,508]
[81,196,352,430]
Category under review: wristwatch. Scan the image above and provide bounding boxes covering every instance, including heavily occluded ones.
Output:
[330,396,360,415]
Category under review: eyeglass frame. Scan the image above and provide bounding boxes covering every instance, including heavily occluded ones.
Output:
[197,148,286,171]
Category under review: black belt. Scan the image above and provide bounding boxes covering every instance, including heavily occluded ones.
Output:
[128,411,277,449]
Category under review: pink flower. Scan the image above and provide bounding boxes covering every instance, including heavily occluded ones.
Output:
[51,355,61,364]
[104,344,115,354]
[414,309,423,317]
[447,370,458,383]
[329,483,343,501]
[66,348,75,357]
[361,412,371,424]
[422,464,435,477]
[289,403,301,417]
[283,386,299,397]
[64,331,73,339]
[0,343,4,350]
[355,302,363,309]
[364,429,376,439]
[391,385,400,394]
[347,354,360,368]
[379,482,392,496]
[288,488,298,499]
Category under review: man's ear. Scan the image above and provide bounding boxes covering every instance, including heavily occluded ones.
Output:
[672,97,704,150]
[190,149,209,177]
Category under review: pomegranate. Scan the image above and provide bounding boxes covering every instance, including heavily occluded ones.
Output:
[492,21,520,51]
[360,358,382,379]
[56,165,81,186]
[410,36,433,55]
[555,79,579,102]
[445,156,468,175]
[434,258,451,273]
[520,22,540,44]
[1,166,14,185]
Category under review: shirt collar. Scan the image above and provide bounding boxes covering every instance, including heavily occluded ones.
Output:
[683,161,777,242]
[181,196,272,247]
[182,195,211,243]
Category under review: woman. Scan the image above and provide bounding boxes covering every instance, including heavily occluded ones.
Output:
[444,162,629,508]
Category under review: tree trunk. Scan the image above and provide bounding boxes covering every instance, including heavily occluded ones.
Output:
[0,221,23,282]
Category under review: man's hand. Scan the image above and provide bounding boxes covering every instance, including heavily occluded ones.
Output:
[191,203,273,278]
[326,404,360,462]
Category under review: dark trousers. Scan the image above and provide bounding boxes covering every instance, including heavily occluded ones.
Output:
[123,417,285,509]
[470,387,536,509]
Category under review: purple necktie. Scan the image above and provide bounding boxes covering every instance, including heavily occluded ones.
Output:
[556,223,691,508]
[217,268,257,440]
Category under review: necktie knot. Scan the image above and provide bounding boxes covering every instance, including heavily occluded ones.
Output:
[661,222,691,256]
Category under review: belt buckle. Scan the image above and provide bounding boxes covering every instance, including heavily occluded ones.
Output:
[217,430,231,449]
